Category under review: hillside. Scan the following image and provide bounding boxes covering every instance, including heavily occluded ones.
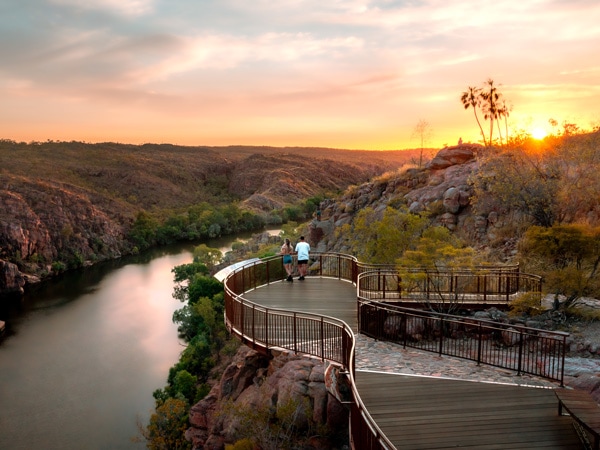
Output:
[309,132,600,261]
[0,140,418,295]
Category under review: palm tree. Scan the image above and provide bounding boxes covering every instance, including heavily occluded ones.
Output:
[499,99,512,144]
[460,86,487,146]
[481,79,501,146]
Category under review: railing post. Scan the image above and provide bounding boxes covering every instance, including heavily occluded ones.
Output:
[265,308,269,351]
[397,274,401,299]
[477,322,483,365]
[517,329,523,375]
[483,275,487,304]
[265,261,271,284]
[293,312,298,354]
[560,334,566,387]
[251,303,255,345]
[241,297,245,337]
[438,316,444,355]
[402,312,408,348]
[320,316,325,361]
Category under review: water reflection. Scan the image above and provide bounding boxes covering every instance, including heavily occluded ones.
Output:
[0,231,275,450]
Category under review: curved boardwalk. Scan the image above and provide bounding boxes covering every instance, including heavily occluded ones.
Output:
[244,278,583,450]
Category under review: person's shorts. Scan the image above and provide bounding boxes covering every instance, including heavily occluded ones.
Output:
[297,259,308,265]
[283,255,292,264]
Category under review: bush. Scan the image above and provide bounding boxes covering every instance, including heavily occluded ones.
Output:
[51,261,67,273]
[145,398,191,450]
[226,439,255,450]
[509,292,543,317]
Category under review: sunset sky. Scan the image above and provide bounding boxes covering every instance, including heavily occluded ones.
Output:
[1,0,599,150]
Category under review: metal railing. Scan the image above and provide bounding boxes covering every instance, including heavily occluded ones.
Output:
[358,268,542,307]
[223,252,565,450]
[224,253,394,450]
[358,299,567,384]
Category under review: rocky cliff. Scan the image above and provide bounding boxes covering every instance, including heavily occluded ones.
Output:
[309,143,501,255]
[0,176,129,293]
[0,141,416,296]
[186,346,349,450]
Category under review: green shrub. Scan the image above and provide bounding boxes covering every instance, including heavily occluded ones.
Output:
[51,261,67,273]
[145,398,191,450]
[226,439,255,450]
[509,292,543,317]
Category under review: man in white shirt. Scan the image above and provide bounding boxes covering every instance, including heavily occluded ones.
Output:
[294,236,310,281]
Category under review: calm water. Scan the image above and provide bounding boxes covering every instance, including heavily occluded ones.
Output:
[0,234,260,450]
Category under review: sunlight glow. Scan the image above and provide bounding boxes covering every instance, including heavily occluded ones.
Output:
[531,128,548,140]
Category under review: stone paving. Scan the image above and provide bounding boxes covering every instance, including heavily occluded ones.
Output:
[353,334,559,388]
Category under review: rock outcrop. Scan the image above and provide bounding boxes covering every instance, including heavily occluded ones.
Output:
[186,346,349,450]
[0,176,129,295]
[0,260,26,295]
[308,144,495,255]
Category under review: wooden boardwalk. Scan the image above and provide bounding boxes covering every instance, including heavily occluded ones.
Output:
[244,278,583,449]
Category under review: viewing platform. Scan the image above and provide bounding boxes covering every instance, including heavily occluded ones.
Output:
[223,253,583,449]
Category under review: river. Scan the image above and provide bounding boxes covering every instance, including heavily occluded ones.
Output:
[0,232,273,450]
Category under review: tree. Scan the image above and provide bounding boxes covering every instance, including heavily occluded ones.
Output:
[461,80,508,146]
[519,224,600,309]
[461,86,487,146]
[145,398,191,450]
[470,143,559,227]
[396,226,479,313]
[481,78,502,145]
[222,384,316,450]
[192,244,223,271]
[471,131,600,228]
[498,99,512,144]
[411,119,433,168]
[338,206,429,264]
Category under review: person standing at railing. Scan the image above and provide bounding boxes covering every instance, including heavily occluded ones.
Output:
[294,235,310,281]
[280,238,294,282]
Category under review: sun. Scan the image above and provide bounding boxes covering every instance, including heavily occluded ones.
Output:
[531,128,548,140]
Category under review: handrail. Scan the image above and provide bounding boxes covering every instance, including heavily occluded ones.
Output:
[223,252,561,450]
[357,268,542,306]
[357,298,567,385]
[356,261,521,275]
[224,253,394,450]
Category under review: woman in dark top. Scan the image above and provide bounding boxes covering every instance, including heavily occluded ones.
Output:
[280,238,294,282]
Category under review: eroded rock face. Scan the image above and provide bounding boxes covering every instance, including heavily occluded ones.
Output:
[312,146,486,255]
[0,260,26,294]
[186,346,349,450]
[426,144,481,170]
[0,178,128,295]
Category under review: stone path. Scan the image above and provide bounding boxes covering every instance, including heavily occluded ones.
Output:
[354,334,558,388]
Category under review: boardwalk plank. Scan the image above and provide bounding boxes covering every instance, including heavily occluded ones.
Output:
[245,278,583,449]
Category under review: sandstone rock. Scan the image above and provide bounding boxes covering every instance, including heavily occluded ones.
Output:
[563,374,600,404]
[187,347,348,449]
[443,187,461,213]
[0,259,26,294]
[408,201,424,214]
[426,145,478,170]
[440,212,457,230]
[0,178,128,294]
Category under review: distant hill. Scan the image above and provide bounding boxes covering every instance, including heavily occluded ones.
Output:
[0,140,421,294]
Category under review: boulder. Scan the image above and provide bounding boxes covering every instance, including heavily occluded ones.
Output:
[0,259,26,295]
[426,145,478,170]
[187,347,349,449]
